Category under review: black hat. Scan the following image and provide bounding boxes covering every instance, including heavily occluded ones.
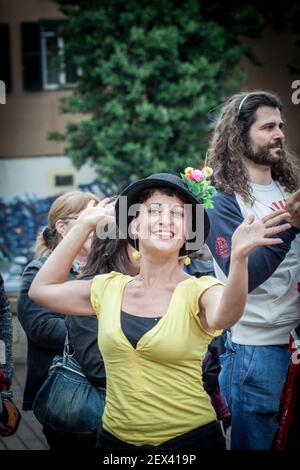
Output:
[115,173,210,257]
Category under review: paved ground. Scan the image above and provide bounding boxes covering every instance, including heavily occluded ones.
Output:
[0,364,49,450]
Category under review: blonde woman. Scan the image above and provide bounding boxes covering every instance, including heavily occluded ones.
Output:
[17,191,98,448]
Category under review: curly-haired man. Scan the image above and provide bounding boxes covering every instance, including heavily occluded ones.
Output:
[206,91,300,450]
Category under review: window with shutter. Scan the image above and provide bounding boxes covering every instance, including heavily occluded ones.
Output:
[21,20,78,91]
[21,22,43,91]
[40,22,78,90]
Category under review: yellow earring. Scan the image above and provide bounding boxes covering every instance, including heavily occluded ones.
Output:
[132,250,141,260]
[183,256,191,266]
[132,236,141,260]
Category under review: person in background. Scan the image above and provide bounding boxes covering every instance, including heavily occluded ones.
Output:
[0,273,19,436]
[0,274,13,389]
[17,191,98,447]
[206,91,300,449]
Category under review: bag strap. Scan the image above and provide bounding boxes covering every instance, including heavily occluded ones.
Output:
[63,331,75,362]
[63,331,69,359]
[52,332,86,378]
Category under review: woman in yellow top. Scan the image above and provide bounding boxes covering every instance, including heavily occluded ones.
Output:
[29,172,291,452]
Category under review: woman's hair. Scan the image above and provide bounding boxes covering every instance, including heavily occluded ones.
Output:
[35,191,99,256]
[80,224,131,277]
[208,91,299,201]
[84,189,191,278]
[136,187,188,205]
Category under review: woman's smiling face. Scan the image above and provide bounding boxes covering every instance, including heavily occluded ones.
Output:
[132,191,188,256]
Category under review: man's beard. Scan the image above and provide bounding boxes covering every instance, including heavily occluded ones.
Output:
[245,142,285,166]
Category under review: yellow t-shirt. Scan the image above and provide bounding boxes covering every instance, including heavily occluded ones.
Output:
[91,271,223,446]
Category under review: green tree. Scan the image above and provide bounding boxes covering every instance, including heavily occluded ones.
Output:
[52,0,300,192]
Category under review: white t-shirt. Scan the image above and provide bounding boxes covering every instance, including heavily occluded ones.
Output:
[213,181,300,345]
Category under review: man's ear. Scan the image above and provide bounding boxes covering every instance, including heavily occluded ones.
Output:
[55,219,66,237]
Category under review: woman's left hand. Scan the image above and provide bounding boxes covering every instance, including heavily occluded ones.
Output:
[231,209,292,259]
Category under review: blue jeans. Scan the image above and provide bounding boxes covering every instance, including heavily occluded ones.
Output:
[219,332,290,450]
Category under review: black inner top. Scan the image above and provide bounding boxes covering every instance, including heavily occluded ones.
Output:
[121,310,162,349]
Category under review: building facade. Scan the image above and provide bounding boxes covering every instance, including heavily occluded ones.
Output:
[0,0,299,260]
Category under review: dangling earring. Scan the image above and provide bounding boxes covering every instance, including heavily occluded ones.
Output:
[132,236,141,260]
[183,256,191,266]
[132,250,141,260]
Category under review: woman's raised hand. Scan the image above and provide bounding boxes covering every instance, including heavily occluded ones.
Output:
[231,209,292,259]
[76,198,116,231]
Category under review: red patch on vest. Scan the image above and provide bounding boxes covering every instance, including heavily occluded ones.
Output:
[215,237,230,259]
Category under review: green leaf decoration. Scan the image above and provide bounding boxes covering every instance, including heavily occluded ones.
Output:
[180,170,216,208]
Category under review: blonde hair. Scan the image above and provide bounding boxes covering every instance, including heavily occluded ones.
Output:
[35,191,99,256]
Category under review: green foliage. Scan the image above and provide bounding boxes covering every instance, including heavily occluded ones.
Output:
[48,131,65,142]
[53,0,300,191]
[180,172,216,209]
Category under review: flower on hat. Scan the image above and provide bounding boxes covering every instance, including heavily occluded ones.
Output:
[202,166,213,178]
[186,169,204,182]
[184,167,194,177]
[180,165,216,208]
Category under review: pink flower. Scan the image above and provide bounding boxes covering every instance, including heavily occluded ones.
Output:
[188,169,203,182]
[297,282,300,294]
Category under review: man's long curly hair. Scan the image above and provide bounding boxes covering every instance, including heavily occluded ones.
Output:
[207,91,299,202]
